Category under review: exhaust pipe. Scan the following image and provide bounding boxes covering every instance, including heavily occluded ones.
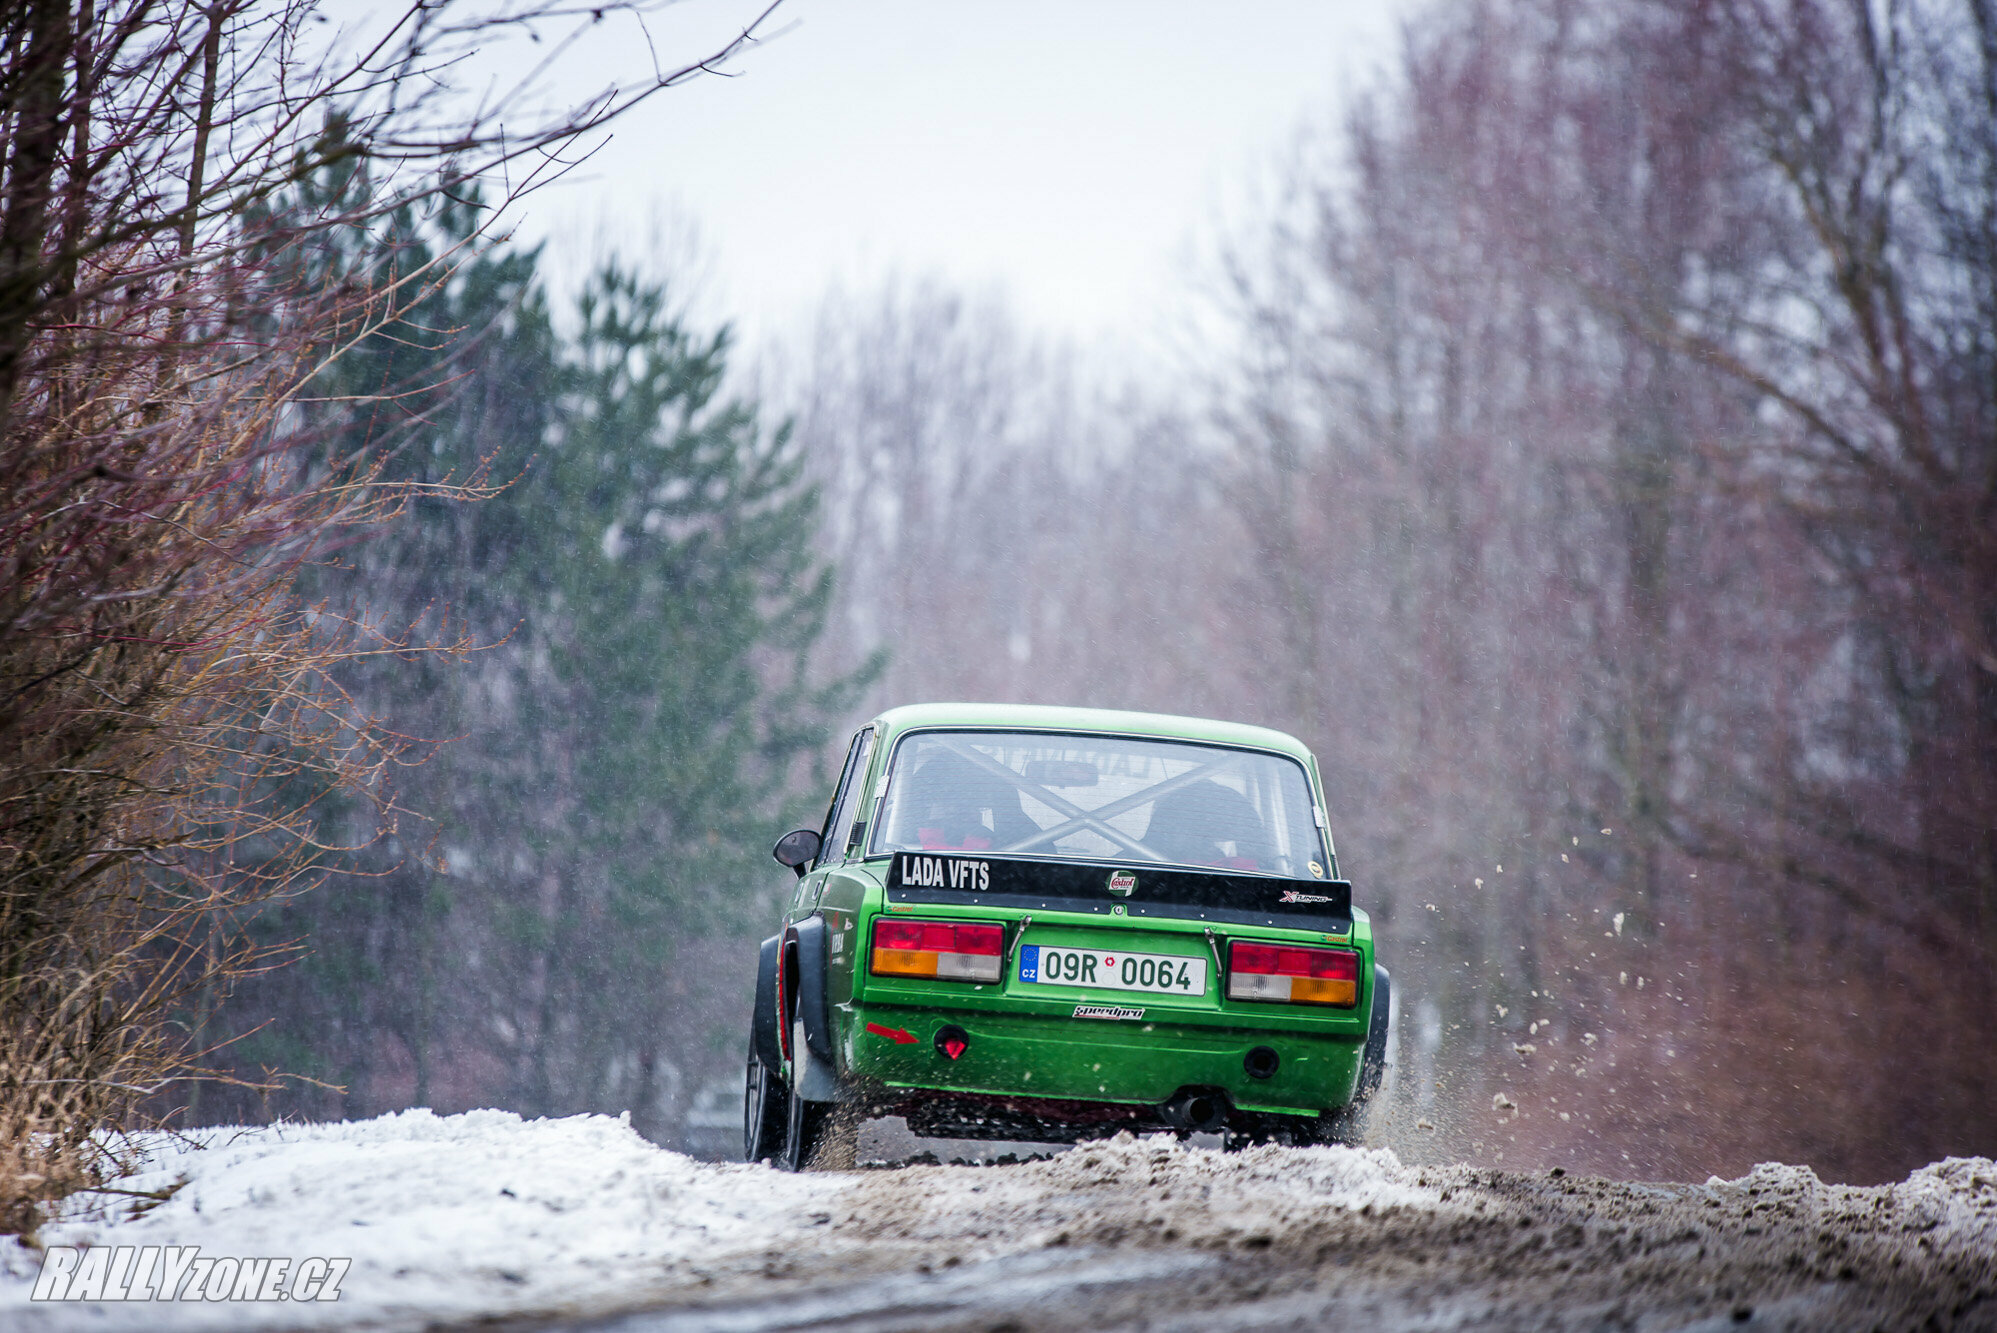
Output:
[1161,1087,1229,1133]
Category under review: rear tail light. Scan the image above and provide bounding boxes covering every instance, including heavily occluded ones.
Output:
[871,918,1005,983]
[1227,941,1360,1006]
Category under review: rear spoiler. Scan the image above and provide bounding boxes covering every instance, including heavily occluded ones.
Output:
[885,851,1353,933]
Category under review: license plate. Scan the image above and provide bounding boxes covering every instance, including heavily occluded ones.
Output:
[1017,945,1207,996]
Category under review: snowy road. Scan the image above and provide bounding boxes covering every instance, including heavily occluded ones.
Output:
[2,1110,1991,1332]
[549,1138,1997,1333]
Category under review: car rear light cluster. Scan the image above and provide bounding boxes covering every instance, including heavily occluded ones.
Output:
[870,918,1004,983]
[1227,941,1360,1006]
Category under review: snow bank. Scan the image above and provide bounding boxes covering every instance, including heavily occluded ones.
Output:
[1703,1155,1997,1266]
[0,1112,1443,1330]
[1891,1157,1997,1253]
[0,1109,845,1331]
[841,1131,1442,1256]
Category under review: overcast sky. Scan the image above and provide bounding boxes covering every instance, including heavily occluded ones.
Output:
[345,1,1415,350]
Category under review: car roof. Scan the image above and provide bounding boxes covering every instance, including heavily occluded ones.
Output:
[867,702,1317,764]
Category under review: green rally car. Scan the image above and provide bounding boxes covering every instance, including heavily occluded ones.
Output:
[744,703,1392,1170]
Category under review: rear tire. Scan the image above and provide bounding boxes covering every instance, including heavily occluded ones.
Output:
[779,1015,858,1171]
[743,1053,788,1164]
[780,1075,824,1171]
[1319,964,1394,1146]
[1353,965,1393,1103]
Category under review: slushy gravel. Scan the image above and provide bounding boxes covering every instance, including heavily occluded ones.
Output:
[1,1111,1989,1331]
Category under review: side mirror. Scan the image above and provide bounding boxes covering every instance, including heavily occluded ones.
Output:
[772,828,823,877]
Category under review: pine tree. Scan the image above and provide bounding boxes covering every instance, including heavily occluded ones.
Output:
[510,264,865,1124]
[210,219,870,1139]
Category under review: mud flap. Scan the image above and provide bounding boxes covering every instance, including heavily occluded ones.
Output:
[787,917,843,1102]
[1356,964,1392,1102]
[752,934,783,1070]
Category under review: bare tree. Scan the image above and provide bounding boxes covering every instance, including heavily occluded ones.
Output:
[1202,0,1997,1180]
[1614,0,1997,949]
[0,0,785,1229]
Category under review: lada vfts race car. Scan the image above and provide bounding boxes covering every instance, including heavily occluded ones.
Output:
[744,703,1393,1171]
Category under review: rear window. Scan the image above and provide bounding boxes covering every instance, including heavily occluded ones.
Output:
[870,730,1330,879]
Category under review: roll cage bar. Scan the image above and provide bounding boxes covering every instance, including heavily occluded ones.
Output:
[873,731,1307,870]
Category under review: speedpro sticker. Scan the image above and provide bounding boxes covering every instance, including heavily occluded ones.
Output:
[1073,1004,1145,1021]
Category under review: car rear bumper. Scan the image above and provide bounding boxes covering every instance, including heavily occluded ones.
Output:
[837,1000,1364,1117]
